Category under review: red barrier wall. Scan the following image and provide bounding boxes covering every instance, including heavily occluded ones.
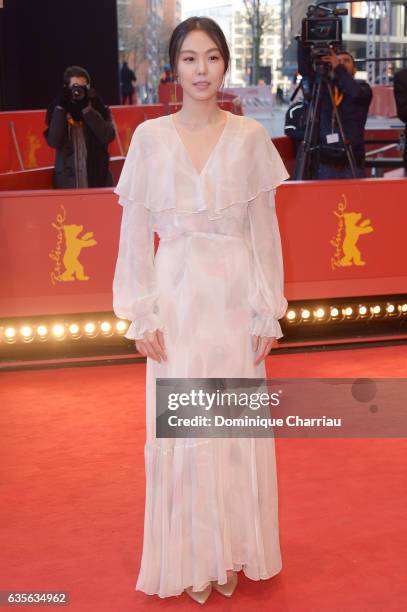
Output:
[370,85,397,118]
[0,102,237,174]
[0,105,165,173]
[1,177,406,319]
[0,159,125,192]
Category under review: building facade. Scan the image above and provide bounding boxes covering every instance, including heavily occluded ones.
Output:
[183,0,283,87]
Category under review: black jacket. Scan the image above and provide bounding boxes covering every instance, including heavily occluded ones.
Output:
[120,62,136,95]
[393,68,407,167]
[44,92,116,188]
[298,44,372,165]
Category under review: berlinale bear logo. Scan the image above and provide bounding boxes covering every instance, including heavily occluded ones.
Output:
[330,194,374,269]
[49,204,97,284]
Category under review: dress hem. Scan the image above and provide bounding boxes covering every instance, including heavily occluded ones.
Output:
[134,563,283,599]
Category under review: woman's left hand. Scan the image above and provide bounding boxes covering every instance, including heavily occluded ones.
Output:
[252,335,277,366]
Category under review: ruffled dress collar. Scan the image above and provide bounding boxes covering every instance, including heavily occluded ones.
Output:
[114,110,290,221]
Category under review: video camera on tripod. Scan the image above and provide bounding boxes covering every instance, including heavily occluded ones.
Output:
[300,3,347,71]
[293,2,362,180]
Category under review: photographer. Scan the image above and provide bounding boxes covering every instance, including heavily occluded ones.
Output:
[298,42,372,179]
[393,67,407,176]
[44,66,116,188]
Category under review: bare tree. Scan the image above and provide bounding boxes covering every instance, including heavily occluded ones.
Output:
[117,2,146,76]
[115,5,146,134]
[159,21,175,73]
[242,0,277,85]
[118,2,175,99]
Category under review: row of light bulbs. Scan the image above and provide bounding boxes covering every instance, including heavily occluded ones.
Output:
[1,319,129,344]
[286,302,407,322]
[1,302,406,344]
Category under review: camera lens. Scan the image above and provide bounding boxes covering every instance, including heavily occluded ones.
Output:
[70,84,86,101]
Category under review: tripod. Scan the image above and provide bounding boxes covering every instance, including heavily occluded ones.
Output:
[294,62,358,180]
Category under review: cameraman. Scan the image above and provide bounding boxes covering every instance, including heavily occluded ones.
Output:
[44,66,116,188]
[297,43,372,179]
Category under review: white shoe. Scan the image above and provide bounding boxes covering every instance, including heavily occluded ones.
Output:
[211,571,238,597]
[184,582,212,604]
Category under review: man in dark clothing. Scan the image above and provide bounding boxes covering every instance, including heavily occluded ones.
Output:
[393,68,407,176]
[297,44,372,179]
[276,85,285,105]
[44,65,116,188]
[120,61,137,105]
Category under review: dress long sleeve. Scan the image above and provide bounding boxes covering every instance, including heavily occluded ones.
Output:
[113,200,164,340]
[245,187,288,339]
[112,123,164,341]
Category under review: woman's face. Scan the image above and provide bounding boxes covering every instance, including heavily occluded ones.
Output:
[176,30,225,101]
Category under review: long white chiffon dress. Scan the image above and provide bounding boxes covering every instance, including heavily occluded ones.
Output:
[112,109,290,598]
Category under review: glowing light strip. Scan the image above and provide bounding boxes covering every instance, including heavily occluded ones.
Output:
[1,319,130,344]
[0,302,406,344]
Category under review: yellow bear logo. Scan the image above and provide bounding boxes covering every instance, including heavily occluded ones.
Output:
[331,195,374,269]
[335,211,373,266]
[58,224,97,281]
[26,132,41,168]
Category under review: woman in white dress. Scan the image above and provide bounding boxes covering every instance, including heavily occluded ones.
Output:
[112,17,290,604]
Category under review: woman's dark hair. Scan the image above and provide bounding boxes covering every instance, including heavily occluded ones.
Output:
[169,17,230,79]
[63,65,91,86]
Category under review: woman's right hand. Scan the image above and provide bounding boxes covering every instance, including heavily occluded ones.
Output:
[251,334,277,366]
[135,329,167,363]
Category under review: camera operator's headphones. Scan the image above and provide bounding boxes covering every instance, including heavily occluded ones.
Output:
[63,65,91,88]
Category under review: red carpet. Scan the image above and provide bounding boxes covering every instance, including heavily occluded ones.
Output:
[1,344,406,611]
